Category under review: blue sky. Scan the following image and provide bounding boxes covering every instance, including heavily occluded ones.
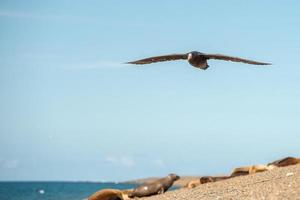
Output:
[0,0,300,181]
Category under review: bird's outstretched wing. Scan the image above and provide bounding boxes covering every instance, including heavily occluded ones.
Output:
[205,54,271,65]
[126,54,188,65]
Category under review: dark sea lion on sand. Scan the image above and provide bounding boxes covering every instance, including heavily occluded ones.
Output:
[268,157,300,167]
[230,166,250,177]
[88,189,133,200]
[185,176,231,188]
[128,174,180,198]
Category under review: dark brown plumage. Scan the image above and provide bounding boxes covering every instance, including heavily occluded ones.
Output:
[126,54,188,65]
[126,51,271,70]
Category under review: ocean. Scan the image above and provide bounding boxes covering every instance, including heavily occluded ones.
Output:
[0,181,138,200]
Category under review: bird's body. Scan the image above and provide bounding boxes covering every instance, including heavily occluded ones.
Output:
[126,51,271,70]
[187,51,209,69]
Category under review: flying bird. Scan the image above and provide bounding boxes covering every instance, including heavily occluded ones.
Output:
[126,51,271,70]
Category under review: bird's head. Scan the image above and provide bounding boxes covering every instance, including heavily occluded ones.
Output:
[187,51,200,60]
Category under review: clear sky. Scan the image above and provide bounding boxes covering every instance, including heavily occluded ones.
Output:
[1,0,300,181]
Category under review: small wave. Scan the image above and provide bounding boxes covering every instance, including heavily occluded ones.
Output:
[38,189,45,194]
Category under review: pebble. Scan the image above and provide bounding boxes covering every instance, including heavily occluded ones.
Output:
[286,172,294,177]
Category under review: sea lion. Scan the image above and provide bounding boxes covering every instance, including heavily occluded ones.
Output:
[268,157,300,167]
[185,179,201,189]
[200,176,230,184]
[185,176,230,189]
[231,164,274,177]
[128,174,180,198]
[88,189,133,200]
[230,166,250,177]
[249,164,276,174]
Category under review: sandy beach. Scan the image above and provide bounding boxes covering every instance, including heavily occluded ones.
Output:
[139,164,300,200]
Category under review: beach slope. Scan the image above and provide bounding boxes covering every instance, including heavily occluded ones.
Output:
[141,165,300,200]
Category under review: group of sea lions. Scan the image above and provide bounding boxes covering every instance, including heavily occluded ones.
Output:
[185,156,300,189]
[88,156,300,200]
[88,174,179,200]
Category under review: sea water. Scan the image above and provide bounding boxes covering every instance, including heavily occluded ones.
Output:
[0,181,137,200]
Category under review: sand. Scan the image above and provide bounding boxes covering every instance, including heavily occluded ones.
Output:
[140,164,300,200]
